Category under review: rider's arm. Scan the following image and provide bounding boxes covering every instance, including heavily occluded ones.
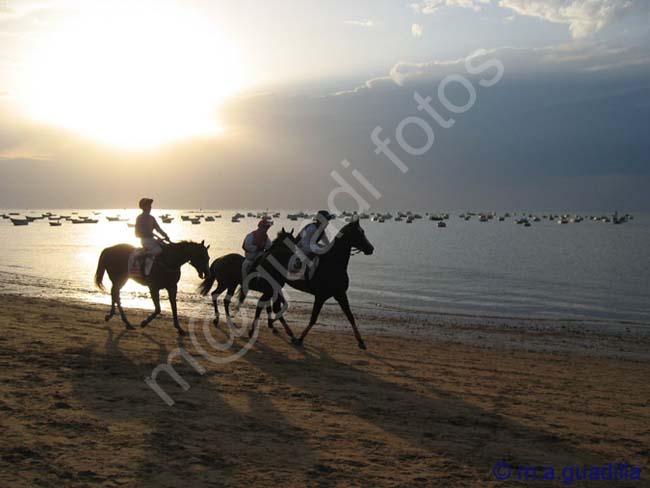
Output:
[152,217,169,240]
[243,234,257,254]
[319,230,330,246]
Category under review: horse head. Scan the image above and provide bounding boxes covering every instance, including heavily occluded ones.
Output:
[264,227,297,263]
[340,219,374,255]
[276,226,297,245]
[188,240,211,279]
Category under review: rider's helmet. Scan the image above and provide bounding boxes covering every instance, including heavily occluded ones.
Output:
[258,219,272,229]
[139,197,153,210]
[314,210,334,222]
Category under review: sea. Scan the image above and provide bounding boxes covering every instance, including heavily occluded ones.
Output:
[1,209,649,329]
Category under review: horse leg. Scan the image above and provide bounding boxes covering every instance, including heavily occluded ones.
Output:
[141,288,161,328]
[168,286,185,336]
[223,286,237,320]
[335,293,366,350]
[296,295,327,346]
[210,283,227,326]
[266,304,278,335]
[273,293,294,340]
[105,285,117,322]
[113,282,134,330]
[248,296,265,339]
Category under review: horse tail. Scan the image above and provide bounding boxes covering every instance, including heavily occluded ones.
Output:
[199,268,216,296]
[94,249,107,292]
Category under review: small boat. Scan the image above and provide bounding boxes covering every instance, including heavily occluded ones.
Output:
[10,218,29,226]
[71,218,98,224]
[437,221,446,228]
[231,217,240,223]
[205,216,215,222]
[49,221,62,227]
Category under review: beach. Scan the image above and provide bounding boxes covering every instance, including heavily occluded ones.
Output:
[1,294,648,487]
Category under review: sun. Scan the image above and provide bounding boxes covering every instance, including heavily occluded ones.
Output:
[17,2,246,149]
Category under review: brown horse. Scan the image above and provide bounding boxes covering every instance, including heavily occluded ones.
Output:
[95,240,210,335]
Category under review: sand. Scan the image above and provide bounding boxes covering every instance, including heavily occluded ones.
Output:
[1,294,649,487]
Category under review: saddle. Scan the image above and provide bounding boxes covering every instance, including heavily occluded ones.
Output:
[128,249,156,278]
[287,254,320,281]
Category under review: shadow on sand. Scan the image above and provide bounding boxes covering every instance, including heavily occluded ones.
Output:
[67,325,623,486]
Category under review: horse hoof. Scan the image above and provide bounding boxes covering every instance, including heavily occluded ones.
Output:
[104,314,112,322]
[177,328,187,336]
[271,328,279,335]
[140,320,148,328]
[292,337,303,347]
[358,340,367,350]
[125,323,135,330]
[213,317,220,327]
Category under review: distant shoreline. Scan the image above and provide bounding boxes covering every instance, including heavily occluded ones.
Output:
[2,292,648,361]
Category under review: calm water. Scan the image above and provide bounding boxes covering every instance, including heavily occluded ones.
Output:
[1,209,649,326]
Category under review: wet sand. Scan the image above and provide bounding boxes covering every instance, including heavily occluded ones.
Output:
[1,294,648,487]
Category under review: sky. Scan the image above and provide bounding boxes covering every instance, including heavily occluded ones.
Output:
[0,0,649,211]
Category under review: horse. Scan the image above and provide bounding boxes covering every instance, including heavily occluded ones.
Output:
[286,219,374,349]
[199,228,297,339]
[95,240,211,335]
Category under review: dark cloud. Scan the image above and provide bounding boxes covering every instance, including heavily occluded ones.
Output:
[1,39,649,211]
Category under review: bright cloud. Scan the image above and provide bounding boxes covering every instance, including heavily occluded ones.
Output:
[411,0,491,14]
[344,19,376,27]
[411,23,424,37]
[499,0,649,39]
[334,40,650,94]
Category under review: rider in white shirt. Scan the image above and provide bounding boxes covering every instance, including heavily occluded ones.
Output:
[293,210,334,278]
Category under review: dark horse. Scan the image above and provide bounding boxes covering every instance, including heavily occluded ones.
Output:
[286,219,374,349]
[95,240,211,335]
[200,220,374,349]
[199,229,297,339]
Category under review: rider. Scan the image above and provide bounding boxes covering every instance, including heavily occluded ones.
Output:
[242,218,273,276]
[293,210,334,278]
[135,198,170,275]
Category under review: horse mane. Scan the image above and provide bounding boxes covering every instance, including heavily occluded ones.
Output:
[334,220,359,241]
[168,240,202,249]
